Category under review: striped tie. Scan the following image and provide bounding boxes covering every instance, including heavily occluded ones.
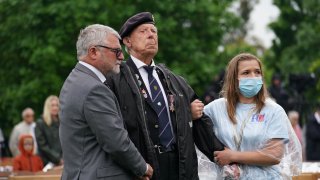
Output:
[143,66,174,148]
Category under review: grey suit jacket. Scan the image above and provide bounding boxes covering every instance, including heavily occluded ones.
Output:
[59,63,146,180]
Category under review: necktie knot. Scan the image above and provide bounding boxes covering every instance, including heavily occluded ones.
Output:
[143,66,154,75]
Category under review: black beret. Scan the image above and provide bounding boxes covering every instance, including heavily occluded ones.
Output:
[119,12,155,39]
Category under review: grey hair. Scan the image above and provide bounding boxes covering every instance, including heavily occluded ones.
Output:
[22,107,34,118]
[76,24,121,60]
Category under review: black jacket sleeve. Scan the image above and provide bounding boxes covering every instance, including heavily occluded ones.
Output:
[159,64,225,162]
[193,114,224,161]
[187,87,224,161]
[187,85,225,161]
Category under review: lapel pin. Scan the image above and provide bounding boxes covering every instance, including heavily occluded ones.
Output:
[141,89,148,98]
[169,95,175,112]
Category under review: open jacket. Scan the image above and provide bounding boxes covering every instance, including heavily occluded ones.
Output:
[106,58,224,180]
[35,117,62,165]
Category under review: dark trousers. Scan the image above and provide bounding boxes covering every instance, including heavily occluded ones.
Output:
[157,150,179,180]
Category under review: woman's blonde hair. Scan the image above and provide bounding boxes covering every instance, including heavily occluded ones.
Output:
[220,53,268,124]
[42,95,59,126]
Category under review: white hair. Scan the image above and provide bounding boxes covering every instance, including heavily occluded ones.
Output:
[21,107,34,118]
[76,24,121,60]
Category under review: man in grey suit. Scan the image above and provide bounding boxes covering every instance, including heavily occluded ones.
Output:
[59,24,153,180]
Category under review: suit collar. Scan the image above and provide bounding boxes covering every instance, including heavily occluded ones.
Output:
[126,57,138,71]
[75,62,102,82]
[79,61,106,83]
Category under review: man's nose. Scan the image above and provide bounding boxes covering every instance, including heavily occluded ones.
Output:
[118,52,124,61]
[146,30,157,37]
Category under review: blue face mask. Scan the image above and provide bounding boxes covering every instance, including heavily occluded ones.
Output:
[239,77,263,98]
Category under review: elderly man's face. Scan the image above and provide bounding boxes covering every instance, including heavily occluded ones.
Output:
[23,110,34,124]
[126,24,158,58]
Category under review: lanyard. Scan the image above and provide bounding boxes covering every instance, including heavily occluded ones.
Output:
[232,110,255,151]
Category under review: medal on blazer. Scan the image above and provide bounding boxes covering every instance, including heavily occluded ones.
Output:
[135,73,147,98]
[141,89,148,98]
[169,94,175,112]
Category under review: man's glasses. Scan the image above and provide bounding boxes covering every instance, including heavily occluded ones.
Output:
[95,45,123,59]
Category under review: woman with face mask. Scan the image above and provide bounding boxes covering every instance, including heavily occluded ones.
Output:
[198,53,302,180]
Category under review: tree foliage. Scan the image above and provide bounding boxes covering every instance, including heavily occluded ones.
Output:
[267,0,320,117]
[0,0,241,136]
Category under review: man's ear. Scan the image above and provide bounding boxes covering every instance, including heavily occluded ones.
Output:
[88,46,99,59]
[123,37,131,47]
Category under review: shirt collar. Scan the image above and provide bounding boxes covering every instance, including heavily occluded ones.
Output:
[79,61,106,83]
[131,55,155,70]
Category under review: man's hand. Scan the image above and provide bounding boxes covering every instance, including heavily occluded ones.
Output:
[191,99,204,120]
[140,163,153,180]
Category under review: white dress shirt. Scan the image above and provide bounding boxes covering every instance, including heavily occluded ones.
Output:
[79,61,106,83]
[131,55,172,123]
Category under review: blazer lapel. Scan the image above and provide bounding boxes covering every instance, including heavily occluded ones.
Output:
[125,58,156,111]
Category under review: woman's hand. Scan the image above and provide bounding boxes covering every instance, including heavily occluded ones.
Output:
[214,148,235,166]
[214,139,284,166]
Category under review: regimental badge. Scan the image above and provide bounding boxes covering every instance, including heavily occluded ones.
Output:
[154,85,158,91]
[141,89,148,98]
[152,15,155,23]
[169,95,175,112]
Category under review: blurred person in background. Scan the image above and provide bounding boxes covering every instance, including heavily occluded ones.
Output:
[202,70,225,105]
[35,95,62,166]
[13,134,43,172]
[306,104,320,161]
[288,110,305,161]
[0,128,5,158]
[268,74,290,112]
[9,107,37,157]
[288,111,303,145]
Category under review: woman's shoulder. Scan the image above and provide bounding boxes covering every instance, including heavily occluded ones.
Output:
[205,98,227,113]
[35,118,47,128]
[206,98,226,107]
[262,99,286,116]
[263,98,286,112]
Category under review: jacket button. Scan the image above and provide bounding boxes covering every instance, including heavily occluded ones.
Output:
[155,125,159,128]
